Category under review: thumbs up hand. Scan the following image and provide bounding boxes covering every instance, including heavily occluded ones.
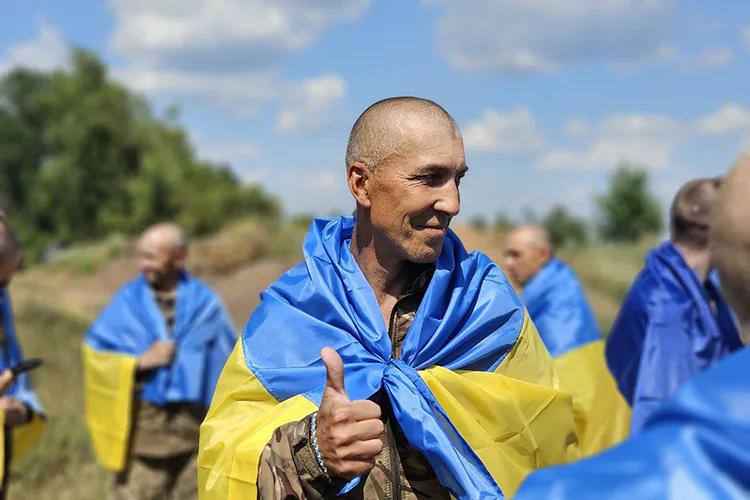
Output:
[315,347,385,480]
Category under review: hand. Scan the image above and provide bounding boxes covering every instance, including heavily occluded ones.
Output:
[0,369,16,395]
[315,348,384,480]
[138,341,176,371]
[1,396,29,427]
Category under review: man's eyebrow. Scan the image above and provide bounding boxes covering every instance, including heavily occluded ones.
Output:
[416,164,469,174]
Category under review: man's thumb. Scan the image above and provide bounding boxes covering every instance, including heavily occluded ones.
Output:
[321,347,348,398]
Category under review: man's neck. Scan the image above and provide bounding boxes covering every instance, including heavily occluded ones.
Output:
[351,223,409,307]
[674,243,711,283]
[150,271,181,293]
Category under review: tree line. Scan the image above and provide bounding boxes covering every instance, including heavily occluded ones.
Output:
[0,49,280,263]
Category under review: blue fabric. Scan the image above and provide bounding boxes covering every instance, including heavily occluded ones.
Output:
[514,346,750,500]
[241,216,526,500]
[606,241,742,434]
[84,272,236,408]
[0,289,45,417]
[522,257,601,358]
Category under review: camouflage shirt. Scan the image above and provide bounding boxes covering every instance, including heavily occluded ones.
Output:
[257,265,450,499]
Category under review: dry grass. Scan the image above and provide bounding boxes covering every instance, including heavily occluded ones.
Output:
[5,221,650,498]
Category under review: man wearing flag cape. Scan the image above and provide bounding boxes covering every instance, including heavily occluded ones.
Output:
[604,177,742,435]
[502,225,623,455]
[0,214,45,499]
[198,97,579,499]
[83,223,236,499]
[514,153,750,499]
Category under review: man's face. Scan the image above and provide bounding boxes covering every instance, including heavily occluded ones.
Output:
[503,233,547,287]
[0,252,20,288]
[137,238,181,286]
[365,127,466,264]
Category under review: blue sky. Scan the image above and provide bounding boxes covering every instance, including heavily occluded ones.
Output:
[2,0,750,224]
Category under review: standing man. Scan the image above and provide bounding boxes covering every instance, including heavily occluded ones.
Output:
[0,214,45,499]
[83,222,236,499]
[514,154,750,500]
[199,97,579,500]
[503,225,613,453]
[606,177,742,434]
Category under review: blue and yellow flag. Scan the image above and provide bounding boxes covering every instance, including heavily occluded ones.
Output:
[515,346,750,499]
[521,258,622,455]
[82,272,236,472]
[606,241,742,435]
[0,289,46,483]
[199,216,579,500]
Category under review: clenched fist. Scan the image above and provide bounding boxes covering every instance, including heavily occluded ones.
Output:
[315,348,384,480]
[138,341,176,371]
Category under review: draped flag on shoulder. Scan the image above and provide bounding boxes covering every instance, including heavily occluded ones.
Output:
[0,288,46,484]
[515,346,750,499]
[198,216,579,500]
[521,258,623,455]
[82,272,236,472]
[606,241,742,435]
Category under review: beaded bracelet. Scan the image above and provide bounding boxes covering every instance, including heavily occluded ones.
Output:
[310,412,329,475]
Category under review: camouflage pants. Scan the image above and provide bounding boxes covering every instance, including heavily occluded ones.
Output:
[113,451,197,500]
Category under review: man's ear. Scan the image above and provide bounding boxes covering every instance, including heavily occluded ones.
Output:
[348,162,372,208]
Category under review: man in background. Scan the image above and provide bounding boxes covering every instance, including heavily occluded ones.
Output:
[83,222,236,499]
[514,154,750,499]
[504,225,609,453]
[605,177,742,434]
[0,213,46,499]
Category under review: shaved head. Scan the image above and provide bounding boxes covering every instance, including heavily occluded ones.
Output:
[670,177,721,250]
[710,154,750,343]
[504,225,554,287]
[345,97,461,173]
[137,222,188,288]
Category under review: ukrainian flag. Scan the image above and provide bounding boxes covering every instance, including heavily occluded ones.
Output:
[199,217,579,500]
[521,259,629,455]
[0,289,46,484]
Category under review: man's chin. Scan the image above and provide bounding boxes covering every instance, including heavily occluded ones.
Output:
[408,241,444,264]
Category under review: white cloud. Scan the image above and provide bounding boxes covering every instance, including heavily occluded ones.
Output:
[563,118,589,137]
[695,104,750,135]
[109,0,369,113]
[743,27,750,47]
[424,0,675,73]
[275,74,347,134]
[196,137,258,165]
[539,113,683,171]
[699,48,733,68]
[309,170,339,190]
[0,22,67,75]
[463,108,544,154]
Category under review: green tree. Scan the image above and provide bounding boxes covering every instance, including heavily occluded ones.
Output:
[493,212,516,233]
[542,205,589,248]
[468,215,488,231]
[596,163,663,242]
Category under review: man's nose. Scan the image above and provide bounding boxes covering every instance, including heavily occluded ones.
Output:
[435,181,460,217]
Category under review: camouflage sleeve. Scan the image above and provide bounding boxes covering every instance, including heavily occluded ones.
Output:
[258,414,349,500]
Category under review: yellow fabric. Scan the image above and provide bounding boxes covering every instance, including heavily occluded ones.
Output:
[0,407,4,484]
[198,312,579,499]
[580,361,631,457]
[82,344,138,472]
[12,411,46,462]
[552,340,605,445]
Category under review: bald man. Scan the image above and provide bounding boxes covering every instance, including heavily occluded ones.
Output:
[606,178,742,435]
[198,97,578,499]
[82,223,236,500]
[0,214,46,499]
[513,155,750,500]
[504,225,606,451]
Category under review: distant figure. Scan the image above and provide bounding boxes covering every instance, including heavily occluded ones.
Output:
[0,214,46,500]
[504,225,609,451]
[82,223,236,500]
[514,154,750,500]
[606,177,741,434]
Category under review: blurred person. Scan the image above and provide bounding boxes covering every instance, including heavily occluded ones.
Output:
[0,213,46,500]
[503,225,622,455]
[82,222,236,500]
[198,97,579,500]
[605,177,742,435]
[514,153,750,499]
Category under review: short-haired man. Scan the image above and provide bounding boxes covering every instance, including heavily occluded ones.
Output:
[606,177,742,434]
[83,223,236,499]
[503,225,606,452]
[198,97,579,499]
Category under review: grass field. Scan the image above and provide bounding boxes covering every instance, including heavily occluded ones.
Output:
[5,222,652,498]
